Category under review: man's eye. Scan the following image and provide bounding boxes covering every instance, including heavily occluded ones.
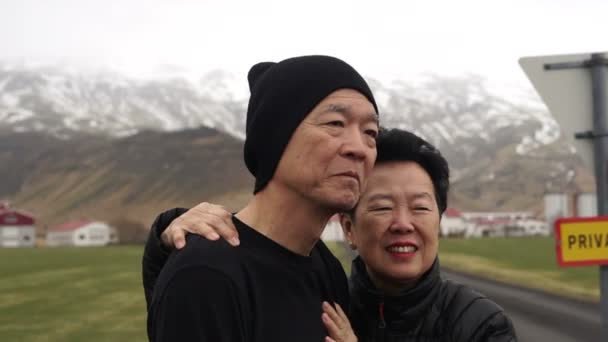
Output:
[327,121,345,127]
[414,206,431,212]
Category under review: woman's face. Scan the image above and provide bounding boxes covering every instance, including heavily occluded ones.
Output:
[341,161,440,293]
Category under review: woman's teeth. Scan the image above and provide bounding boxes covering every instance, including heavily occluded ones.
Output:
[388,246,417,253]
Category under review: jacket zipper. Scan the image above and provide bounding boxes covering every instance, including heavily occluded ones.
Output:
[378,301,387,328]
[377,299,387,340]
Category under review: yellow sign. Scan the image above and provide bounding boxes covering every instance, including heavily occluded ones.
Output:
[555,217,608,267]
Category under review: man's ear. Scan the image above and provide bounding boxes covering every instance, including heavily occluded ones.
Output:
[339,213,357,250]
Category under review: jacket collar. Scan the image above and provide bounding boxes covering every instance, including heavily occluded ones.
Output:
[349,255,442,332]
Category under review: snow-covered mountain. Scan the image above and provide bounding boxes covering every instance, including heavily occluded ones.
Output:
[367,75,562,171]
[0,62,568,173]
[0,63,247,139]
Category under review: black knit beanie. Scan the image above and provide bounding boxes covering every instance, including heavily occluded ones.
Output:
[244,55,378,193]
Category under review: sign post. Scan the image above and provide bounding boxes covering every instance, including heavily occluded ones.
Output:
[520,52,608,340]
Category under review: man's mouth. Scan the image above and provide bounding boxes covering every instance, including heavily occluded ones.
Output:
[336,171,359,182]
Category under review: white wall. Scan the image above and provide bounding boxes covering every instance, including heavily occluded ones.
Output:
[73,223,113,246]
[47,231,74,246]
[461,211,534,220]
[576,193,597,217]
[544,193,570,228]
[0,226,35,247]
[48,222,116,247]
[440,217,468,237]
[321,220,345,242]
[515,219,550,236]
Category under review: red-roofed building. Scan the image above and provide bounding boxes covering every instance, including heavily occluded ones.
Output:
[472,217,512,226]
[0,202,36,248]
[443,207,463,218]
[47,220,118,247]
[440,208,548,238]
[440,207,470,237]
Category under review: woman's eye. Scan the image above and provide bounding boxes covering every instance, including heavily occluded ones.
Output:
[365,129,378,138]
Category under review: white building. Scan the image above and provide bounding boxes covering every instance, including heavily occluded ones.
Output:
[0,202,36,248]
[513,218,550,236]
[461,211,534,221]
[544,193,570,228]
[440,208,469,237]
[321,215,345,242]
[47,220,119,247]
[464,217,511,238]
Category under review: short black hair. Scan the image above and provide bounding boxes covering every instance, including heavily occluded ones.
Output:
[376,128,449,214]
[348,128,450,218]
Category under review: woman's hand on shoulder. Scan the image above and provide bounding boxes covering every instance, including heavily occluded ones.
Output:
[160,202,239,249]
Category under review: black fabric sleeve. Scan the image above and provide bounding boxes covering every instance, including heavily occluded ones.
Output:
[445,284,517,342]
[149,266,247,342]
[462,297,518,342]
[142,207,189,309]
[472,311,517,342]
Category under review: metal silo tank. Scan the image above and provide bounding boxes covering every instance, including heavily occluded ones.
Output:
[575,192,597,217]
[544,193,570,229]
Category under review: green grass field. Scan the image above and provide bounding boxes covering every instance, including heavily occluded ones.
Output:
[0,246,146,342]
[439,237,600,302]
[0,237,600,341]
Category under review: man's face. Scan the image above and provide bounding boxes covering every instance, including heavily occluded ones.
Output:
[272,89,378,211]
[341,161,440,293]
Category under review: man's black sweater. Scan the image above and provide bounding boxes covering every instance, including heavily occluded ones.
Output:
[145,209,349,342]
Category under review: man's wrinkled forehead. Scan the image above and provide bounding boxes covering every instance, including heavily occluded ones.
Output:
[306,90,379,124]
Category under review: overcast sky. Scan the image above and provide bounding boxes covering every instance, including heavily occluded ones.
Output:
[1,0,606,87]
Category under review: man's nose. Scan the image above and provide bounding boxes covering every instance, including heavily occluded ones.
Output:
[339,127,373,161]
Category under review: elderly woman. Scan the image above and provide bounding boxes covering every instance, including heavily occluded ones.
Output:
[142,128,517,341]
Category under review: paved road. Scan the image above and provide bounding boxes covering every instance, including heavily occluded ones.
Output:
[442,269,601,342]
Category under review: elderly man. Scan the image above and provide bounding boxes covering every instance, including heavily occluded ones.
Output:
[145,55,379,341]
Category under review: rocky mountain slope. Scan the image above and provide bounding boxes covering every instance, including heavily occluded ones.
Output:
[0,63,594,228]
